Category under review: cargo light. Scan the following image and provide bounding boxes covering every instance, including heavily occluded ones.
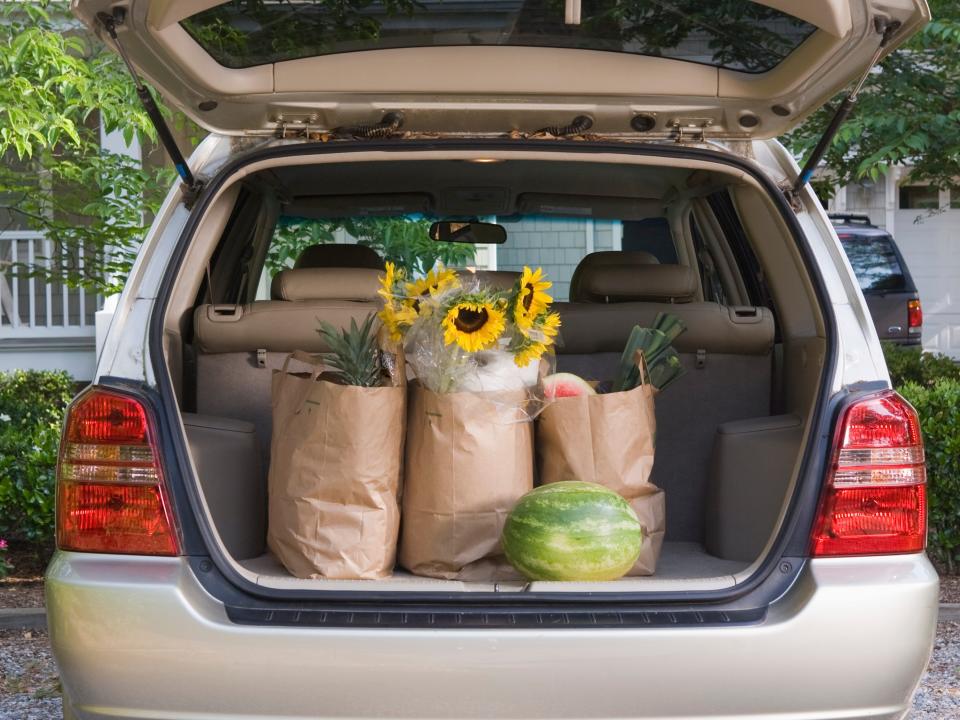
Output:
[56,387,179,555]
[907,299,923,333]
[811,391,926,556]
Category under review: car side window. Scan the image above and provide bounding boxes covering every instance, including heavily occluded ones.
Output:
[838,234,907,293]
[621,218,679,263]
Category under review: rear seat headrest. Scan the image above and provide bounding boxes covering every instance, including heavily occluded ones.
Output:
[294,244,385,270]
[270,267,383,302]
[570,251,659,302]
[574,264,698,304]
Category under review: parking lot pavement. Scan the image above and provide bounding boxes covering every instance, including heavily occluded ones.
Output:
[908,620,960,719]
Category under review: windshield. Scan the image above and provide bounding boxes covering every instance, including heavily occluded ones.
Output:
[837,233,908,294]
[182,0,815,73]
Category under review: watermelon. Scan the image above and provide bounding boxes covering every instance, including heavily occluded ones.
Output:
[543,372,596,399]
[502,481,642,581]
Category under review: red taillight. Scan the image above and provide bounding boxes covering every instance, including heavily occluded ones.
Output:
[811,391,926,557]
[907,299,923,332]
[56,387,179,556]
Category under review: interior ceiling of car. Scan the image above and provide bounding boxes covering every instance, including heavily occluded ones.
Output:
[267,160,710,219]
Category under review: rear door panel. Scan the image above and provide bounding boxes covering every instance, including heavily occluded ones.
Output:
[73,0,929,137]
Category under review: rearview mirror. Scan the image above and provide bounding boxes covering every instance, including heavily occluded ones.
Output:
[429,221,506,245]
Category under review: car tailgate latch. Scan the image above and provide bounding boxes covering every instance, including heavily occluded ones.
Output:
[96,8,205,208]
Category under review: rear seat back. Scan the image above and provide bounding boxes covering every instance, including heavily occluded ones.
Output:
[556,258,775,544]
[193,266,382,455]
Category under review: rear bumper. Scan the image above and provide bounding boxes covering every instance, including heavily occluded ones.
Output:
[879,336,922,347]
[48,552,938,720]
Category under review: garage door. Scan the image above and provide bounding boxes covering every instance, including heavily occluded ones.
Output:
[893,209,960,359]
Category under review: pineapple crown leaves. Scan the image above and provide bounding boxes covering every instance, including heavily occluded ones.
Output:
[315,312,383,387]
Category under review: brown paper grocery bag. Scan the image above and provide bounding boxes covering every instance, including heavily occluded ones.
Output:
[268,351,405,580]
[536,358,665,575]
[399,383,533,580]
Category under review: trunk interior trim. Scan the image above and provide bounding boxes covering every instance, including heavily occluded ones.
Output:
[147,139,839,618]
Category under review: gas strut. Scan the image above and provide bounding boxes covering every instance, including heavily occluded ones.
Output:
[96,9,203,199]
[792,18,901,194]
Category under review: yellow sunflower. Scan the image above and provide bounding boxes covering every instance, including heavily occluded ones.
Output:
[377,261,405,303]
[514,266,553,333]
[406,266,460,299]
[513,340,548,368]
[442,301,506,352]
[539,311,561,341]
[378,302,417,343]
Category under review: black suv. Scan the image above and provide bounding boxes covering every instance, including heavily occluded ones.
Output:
[830,214,922,346]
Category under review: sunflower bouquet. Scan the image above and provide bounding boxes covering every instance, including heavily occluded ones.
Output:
[378,263,560,394]
[381,263,559,579]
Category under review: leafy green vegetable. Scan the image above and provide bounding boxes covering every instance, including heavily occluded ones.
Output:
[612,313,687,393]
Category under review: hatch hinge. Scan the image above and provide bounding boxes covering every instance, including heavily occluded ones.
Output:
[670,118,713,144]
[333,112,405,139]
[96,8,205,206]
[788,16,903,204]
[534,115,594,137]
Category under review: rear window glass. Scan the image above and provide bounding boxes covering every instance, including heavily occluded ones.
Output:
[622,218,678,263]
[262,214,647,302]
[838,233,908,293]
[182,0,815,73]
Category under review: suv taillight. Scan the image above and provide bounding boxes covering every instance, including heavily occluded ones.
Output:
[811,390,926,557]
[907,299,923,333]
[56,387,179,555]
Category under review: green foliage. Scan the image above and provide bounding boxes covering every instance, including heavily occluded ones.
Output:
[317,313,383,387]
[787,0,960,190]
[899,379,960,573]
[0,371,75,546]
[0,539,10,579]
[881,344,960,571]
[0,1,195,294]
[350,217,476,276]
[883,343,960,389]
[265,218,340,276]
[267,216,476,277]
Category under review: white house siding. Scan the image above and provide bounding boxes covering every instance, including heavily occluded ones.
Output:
[497,218,618,301]
[840,182,888,228]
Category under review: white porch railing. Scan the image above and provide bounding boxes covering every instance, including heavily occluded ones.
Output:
[0,231,101,339]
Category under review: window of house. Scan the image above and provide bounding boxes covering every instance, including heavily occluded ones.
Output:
[899,185,940,210]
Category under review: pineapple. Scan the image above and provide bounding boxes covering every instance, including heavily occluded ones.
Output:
[316,313,383,387]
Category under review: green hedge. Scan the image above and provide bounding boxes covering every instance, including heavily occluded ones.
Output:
[0,370,74,546]
[883,342,960,388]
[899,378,960,572]
[883,344,960,572]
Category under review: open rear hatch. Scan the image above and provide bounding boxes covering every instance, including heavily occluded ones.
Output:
[73,0,927,139]
[71,0,929,620]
